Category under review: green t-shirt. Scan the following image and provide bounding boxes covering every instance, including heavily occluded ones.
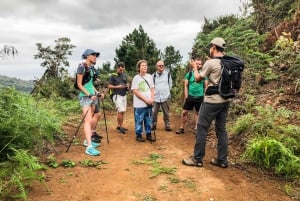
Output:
[184,71,205,97]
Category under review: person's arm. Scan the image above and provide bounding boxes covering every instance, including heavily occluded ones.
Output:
[184,78,188,99]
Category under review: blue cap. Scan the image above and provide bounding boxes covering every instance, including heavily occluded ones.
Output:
[82,49,100,59]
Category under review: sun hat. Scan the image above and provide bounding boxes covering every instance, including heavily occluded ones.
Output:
[82,49,100,59]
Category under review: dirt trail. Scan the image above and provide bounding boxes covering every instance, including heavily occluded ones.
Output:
[28,107,292,201]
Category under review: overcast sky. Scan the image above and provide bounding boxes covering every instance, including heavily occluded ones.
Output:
[0,0,242,80]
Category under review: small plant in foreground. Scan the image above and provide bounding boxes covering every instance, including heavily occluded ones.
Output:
[46,154,59,168]
[61,159,76,168]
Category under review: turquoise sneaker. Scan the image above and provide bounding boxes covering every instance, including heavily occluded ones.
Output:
[85,146,100,156]
[83,140,100,148]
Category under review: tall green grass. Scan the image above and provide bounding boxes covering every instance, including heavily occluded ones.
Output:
[232,105,300,179]
[0,87,78,200]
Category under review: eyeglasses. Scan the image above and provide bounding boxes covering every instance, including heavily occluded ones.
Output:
[157,65,164,67]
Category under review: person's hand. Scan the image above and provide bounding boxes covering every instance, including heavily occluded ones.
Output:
[97,92,105,99]
[190,60,198,71]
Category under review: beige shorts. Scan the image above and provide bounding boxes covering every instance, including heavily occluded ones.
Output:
[113,94,127,112]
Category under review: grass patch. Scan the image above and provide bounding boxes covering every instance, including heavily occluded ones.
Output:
[131,153,177,178]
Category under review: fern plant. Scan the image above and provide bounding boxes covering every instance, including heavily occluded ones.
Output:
[0,148,45,200]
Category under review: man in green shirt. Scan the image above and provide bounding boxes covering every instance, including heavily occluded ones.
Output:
[175,57,207,134]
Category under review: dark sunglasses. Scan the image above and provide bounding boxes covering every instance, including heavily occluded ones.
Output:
[157,65,164,67]
[91,53,99,57]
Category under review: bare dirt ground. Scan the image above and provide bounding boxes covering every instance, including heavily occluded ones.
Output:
[28,106,294,201]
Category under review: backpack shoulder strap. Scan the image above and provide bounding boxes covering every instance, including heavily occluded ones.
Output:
[153,72,157,85]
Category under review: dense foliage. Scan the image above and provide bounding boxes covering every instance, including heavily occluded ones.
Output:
[0,88,78,200]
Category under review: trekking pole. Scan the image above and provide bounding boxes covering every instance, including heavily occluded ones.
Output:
[66,108,89,152]
[101,98,109,144]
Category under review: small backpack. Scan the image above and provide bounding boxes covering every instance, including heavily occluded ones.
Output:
[74,65,97,90]
[108,73,118,101]
[206,55,244,99]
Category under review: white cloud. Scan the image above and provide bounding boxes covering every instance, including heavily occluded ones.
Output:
[0,0,242,80]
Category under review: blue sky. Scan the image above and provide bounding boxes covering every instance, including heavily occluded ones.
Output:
[0,0,242,80]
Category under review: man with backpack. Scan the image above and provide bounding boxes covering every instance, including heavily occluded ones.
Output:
[152,60,172,131]
[108,62,129,134]
[182,37,232,168]
[175,57,207,135]
[76,49,103,156]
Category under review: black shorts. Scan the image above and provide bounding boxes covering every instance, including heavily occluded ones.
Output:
[182,96,204,112]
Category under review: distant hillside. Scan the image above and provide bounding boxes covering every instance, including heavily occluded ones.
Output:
[0,75,34,93]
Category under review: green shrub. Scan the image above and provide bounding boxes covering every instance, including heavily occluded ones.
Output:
[243,137,300,178]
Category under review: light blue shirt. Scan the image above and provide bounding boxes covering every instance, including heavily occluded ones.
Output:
[153,70,172,102]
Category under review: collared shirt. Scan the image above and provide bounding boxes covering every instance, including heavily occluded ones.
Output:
[109,73,128,96]
[153,70,172,102]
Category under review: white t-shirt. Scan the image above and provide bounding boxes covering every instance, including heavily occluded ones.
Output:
[131,73,154,108]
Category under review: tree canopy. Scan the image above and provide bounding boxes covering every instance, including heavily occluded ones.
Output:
[114,25,160,73]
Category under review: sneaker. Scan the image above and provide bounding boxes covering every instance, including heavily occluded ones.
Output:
[92,132,103,139]
[117,126,128,131]
[175,128,184,134]
[136,136,145,142]
[146,134,156,142]
[210,158,228,168]
[85,146,100,156]
[118,127,127,134]
[91,134,102,143]
[83,140,100,148]
[165,127,172,131]
[182,156,203,167]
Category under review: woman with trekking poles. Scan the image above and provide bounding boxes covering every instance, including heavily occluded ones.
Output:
[75,49,104,156]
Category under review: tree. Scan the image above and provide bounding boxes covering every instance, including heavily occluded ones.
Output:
[114,25,160,73]
[34,37,76,80]
[31,37,76,96]
[0,45,18,58]
[161,45,182,71]
[102,61,111,73]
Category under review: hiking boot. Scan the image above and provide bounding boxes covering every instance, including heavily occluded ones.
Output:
[85,146,100,156]
[146,134,156,142]
[136,136,145,142]
[182,156,203,167]
[117,126,128,131]
[175,128,184,134]
[91,133,102,143]
[165,127,172,131]
[118,127,127,134]
[83,140,100,148]
[210,158,228,168]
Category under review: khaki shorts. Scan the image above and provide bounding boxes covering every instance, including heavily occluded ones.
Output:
[113,94,127,112]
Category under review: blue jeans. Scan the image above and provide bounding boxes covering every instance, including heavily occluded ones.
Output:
[134,107,153,137]
[194,102,230,163]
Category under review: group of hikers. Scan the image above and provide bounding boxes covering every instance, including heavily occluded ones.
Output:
[75,37,231,168]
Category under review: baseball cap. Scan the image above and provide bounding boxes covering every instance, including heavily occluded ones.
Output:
[208,37,226,49]
[82,49,100,59]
